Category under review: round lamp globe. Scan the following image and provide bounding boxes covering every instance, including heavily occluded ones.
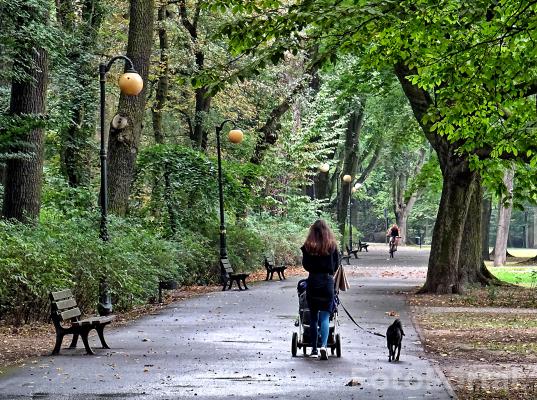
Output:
[342,174,352,183]
[228,129,244,144]
[118,72,143,96]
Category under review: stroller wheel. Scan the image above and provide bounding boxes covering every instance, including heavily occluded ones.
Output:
[291,332,298,357]
[335,334,342,358]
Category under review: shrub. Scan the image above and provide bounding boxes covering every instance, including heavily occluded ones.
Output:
[0,215,182,324]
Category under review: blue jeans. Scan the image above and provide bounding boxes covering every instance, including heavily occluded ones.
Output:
[310,309,330,352]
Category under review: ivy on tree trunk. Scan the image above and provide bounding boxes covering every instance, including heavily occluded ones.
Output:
[2,4,49,222]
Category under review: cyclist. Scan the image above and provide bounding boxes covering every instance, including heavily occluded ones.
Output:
[387,224,400,252]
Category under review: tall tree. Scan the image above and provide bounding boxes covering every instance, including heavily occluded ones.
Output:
[494,167,515,266]
[392,148,426,244]
[2,1,49,222]
[481,194,493,261]
[56,0,104,188]
[214,0,537,293]
[177,0,212,149]
[336,106,363,236]
[107,0,154,216]
[152,1,170,145]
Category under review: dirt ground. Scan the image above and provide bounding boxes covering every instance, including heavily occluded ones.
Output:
[409,285,537,400]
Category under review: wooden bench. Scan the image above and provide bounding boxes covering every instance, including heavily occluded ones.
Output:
[49,289,115,355]
[264,253,287,280]
[220,258,250,291]
[345,244,359,259]
[339,251,351,265]
[358,240,369,252]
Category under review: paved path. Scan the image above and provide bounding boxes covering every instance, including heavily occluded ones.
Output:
[0,245,454,399]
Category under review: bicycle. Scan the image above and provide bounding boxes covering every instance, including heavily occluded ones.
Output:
[388,236,401,258]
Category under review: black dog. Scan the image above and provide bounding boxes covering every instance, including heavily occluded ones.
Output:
[386,319,405,362]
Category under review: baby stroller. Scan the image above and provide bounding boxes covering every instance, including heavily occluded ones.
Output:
[291,279,342,357]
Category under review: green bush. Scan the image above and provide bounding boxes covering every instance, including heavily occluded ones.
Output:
[0,216,182,324]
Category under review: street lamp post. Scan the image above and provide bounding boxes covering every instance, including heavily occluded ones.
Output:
[342,174,352,250]
[215,120,243,258]
[97,55,143,316]
[351,182,363,250]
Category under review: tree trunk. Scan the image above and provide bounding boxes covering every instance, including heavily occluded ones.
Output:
[2,6,49,222]
[336,108,363,238]
[493,168,515,267]
[393,149,425,244]
[420,162,477,294]
[192,85,211,149]
[152,3,169,145]
[58,0,104,188]
[531,208,537,249]
[457,177,499,292]
[315,170,330,199]
[481,193,492,261]
[395,63,498,293]
[107,0,154,216]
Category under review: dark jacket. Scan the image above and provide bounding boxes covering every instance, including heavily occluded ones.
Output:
[301,246,338,311]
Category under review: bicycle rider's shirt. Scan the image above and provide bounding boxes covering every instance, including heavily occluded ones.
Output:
[390,228,399,237]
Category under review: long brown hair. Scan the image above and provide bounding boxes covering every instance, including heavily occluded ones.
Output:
[303,219,337,256]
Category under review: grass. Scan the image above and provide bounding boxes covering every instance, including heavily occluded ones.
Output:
[420,312,537,330]
[489,267,537,287]
[485,247,537,259]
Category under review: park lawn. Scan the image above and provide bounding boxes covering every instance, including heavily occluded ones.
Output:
[489,266,537,287]
[485,248,537,259]
[414,309,537,400]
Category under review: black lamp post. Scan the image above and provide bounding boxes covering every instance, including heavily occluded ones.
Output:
[342,175,352,249]
[97,55,143,316]
[215,120,243,258]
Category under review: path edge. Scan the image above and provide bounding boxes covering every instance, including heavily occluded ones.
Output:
[409,305,458,400]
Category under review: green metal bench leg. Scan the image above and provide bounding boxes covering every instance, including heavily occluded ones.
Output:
[96,325,110,349]
[80,328,95,355]
[241,278,248,290]
[69,333,79,348]
[52,333,64,355]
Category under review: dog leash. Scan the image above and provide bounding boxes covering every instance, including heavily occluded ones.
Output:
[339,300,386,338]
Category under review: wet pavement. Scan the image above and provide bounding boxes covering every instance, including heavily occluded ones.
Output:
[0,245,454,399]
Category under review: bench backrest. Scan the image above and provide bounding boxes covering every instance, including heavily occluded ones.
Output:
[220,258,234,276]
[345,244,351,253]
[50,289,81,323]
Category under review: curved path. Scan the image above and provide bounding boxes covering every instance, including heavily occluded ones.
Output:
[0,244,454,399]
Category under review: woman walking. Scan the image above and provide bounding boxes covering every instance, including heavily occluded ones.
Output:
[301,220,339,360]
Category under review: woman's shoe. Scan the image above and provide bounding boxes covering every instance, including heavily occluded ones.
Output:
[319,347,328,360]
[309,350,319,358]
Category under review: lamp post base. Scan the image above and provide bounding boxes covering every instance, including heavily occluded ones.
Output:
[97,280,112,316]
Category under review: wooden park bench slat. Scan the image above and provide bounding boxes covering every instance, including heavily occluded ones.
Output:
[55,298,77,310]
[220,258,250,291]
[50,289,115,355]
[51,289,73,301]
[264,252,287,281]
[72,316,114,327]
[59,307,82,321]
